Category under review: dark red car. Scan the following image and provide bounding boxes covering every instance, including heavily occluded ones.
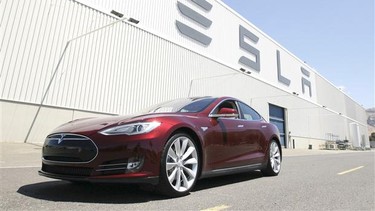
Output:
[39,96,282,197]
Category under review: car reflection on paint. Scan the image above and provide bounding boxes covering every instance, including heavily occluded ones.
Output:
[39,96,282,197]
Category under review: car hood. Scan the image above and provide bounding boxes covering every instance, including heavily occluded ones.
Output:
[50,116,132,136]
[50,113,197,136]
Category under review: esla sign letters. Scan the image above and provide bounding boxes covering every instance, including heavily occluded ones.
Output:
[175,0,313,98]
[239,25,312,98]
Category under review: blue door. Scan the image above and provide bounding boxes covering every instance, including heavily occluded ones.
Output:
[269,104,286,147]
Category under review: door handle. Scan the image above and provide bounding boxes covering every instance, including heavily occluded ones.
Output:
[237,125,244,128]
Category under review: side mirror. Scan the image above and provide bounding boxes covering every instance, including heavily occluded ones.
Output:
[209,108,239,118]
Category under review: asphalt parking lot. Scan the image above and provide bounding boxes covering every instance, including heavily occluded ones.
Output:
[1,143,374,210]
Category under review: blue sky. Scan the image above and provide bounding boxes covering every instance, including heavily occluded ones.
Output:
[221,0,374,109]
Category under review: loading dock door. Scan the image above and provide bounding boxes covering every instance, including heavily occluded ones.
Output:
[269,104,286,147]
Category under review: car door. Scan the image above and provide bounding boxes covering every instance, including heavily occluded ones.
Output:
[204,100,252,170]
[237,101,267,164]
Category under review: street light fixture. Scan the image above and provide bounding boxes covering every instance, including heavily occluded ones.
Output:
[240,67,251,74]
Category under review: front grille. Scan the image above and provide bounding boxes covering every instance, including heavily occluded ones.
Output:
[43,156,82,162]
[42,163,93,177]
[42,133,98,163]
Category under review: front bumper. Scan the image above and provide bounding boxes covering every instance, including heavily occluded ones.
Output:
[38,169,159,185]
[40,131,167,185]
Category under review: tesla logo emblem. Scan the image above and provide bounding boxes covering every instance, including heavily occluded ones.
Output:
[57,134,65,144]
[176,0,213,45]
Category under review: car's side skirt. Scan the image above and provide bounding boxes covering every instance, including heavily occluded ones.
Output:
[200,163,264,179]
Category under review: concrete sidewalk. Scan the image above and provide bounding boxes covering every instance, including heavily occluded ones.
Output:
[282,147,367,156]
[0,142,371,168]
[0,142,43,168]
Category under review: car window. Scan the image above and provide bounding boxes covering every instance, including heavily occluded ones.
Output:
[144,97,216,114]
[238,102,261,121]
[179,98,216,113]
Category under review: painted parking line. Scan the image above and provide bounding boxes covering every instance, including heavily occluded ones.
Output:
[201,204,230,211]
[337,166,364,175]
[0,166,41,169]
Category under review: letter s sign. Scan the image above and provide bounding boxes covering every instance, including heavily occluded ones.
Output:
[238,25,260,72]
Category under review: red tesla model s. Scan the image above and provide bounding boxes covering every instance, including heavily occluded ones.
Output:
[39,96,282,197]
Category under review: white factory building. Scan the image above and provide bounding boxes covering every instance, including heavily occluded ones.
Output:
[0,0,370,149]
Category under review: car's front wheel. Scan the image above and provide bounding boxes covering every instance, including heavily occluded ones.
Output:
[157,133,200,197]
[261,140,281,176]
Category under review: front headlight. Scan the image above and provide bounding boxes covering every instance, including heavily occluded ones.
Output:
[99,121,161,136]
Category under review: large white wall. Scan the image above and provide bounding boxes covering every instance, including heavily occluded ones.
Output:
[0,0,369,148]
[79,0,318,102]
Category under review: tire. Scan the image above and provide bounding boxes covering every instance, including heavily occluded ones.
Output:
[261,140,281,176]
[157,133,200,197]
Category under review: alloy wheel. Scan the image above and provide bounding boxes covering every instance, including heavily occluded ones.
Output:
[165,136,199,192]
[269,141,281,173]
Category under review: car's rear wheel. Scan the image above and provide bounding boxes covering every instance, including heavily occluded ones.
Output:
[261,140,281,176]
[157,133,199,197]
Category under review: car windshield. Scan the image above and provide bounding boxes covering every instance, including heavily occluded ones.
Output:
[142,97,216,114]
